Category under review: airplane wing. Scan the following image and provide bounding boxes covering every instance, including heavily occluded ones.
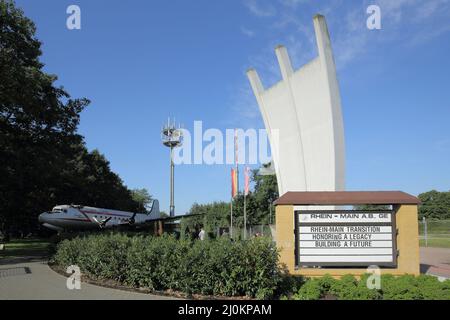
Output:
[144,213,203,223]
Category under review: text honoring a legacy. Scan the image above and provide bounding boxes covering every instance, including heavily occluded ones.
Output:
[297,211,395,265]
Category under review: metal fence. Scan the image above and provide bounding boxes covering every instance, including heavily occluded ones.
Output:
[418,218,450,247]
[214,225,275,240]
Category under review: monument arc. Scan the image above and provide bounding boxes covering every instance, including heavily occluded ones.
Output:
[247,15,345,195]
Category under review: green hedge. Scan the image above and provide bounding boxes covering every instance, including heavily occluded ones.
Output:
[52,233,450,300]
[287,274,450,300]
[52,233,281,298]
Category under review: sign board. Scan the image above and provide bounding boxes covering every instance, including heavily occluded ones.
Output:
[295,210,397,267]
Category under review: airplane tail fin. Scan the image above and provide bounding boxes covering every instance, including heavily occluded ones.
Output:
[148,199,160,219]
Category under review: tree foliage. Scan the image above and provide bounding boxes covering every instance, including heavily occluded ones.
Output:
[181,201,230,238]
[353,204,391,211]
[182,168,279,237]
[0,0,139,237]
[418,190,450,220]
[131,188,153,213]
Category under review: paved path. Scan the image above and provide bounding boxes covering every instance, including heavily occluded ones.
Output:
[0,256,174,300]
[420,247,450,279]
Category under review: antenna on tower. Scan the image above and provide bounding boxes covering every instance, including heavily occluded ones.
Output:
[161,117,183,217]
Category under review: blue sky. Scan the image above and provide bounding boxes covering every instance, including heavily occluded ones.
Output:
[15,0,450,214]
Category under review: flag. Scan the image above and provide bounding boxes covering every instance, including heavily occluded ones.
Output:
[244,166,250,196]
[231,168,238,198]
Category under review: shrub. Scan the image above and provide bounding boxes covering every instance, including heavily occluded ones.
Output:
[274,270,305,299]
[289,273,450,300]
[330,274,381,300]
[293,278,322,300]
[53,234,450,300]
[380,274,421,300]
[53,233,282,298]
[381,274,450,300]
[415,274,450,300]
[292,274,338,300]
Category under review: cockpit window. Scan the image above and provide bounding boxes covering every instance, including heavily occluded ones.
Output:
[51,208,67,213]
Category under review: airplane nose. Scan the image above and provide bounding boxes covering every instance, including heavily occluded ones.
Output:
[38,213,48,223]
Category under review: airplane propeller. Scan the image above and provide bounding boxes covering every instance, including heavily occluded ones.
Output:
[92,216,112,229]
[127,212,137,225]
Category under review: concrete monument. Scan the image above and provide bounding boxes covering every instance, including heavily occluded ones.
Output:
[247,15,345,195]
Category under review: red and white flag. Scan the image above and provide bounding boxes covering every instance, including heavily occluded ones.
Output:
[231,168,238,198]
[244,166,250,196]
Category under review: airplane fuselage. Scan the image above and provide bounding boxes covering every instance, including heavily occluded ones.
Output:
[38,202,160,231]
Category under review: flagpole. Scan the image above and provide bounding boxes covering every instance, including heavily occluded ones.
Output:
[230,198,233,239]
[243,192,246,240]
[234,129,239,194]
[243,166,249,240]
[230,168,235,240]
[233,129,239,240]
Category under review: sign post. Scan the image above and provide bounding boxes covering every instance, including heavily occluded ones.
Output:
[274,191,421,277]
[423,216,428,247]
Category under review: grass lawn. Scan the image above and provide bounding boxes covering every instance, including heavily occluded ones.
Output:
[420,238,450,249]
[419,219,450,248]
[0,238,51,259]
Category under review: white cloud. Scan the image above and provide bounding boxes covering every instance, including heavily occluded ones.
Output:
[241,26,255,37]
[414,0,442,19]
[376,0,418,23]
[278,0,306,8]
[226,82,262,128]
[233,0,450,122]
[332,7,370,68]
[373,0,450,46]
[247,47,283,88]
[413,0,450,21]
[407,23,450,46]
[244,0,276,17]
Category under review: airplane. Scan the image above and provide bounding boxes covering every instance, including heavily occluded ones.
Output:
[38,200,189,232]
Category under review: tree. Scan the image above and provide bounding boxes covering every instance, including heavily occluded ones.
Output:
[248,169,278,224]
[62,148,140,212]
[418,190,450,220]
[159,211,169,218]
[0,0,140,237]
[0,0,87,236]
[353,204,391,211]
[131,188,153,213]
[180,201,230,239]
[183,167,279,239]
